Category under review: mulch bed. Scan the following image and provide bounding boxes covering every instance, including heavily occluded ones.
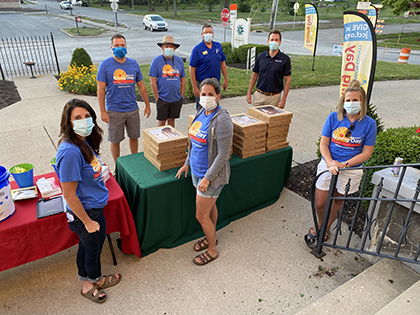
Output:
[0,80,21,110]
[286,159,366,236]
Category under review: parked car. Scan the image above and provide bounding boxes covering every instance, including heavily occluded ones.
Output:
[71,0,82,6]
[59,1,73,9]
[143,15,168,32]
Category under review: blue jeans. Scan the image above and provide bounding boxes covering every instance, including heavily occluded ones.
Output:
[191,174,224,198]
[68,208,106,282]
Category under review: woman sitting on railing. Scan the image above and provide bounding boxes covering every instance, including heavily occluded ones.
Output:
[306,80,377,245]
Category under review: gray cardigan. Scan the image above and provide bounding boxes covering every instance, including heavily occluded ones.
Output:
[186,106,233,189]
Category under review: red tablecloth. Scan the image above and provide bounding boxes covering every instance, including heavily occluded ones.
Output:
[0,172,141,272]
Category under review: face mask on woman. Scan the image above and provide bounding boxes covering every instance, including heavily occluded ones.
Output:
[164,48,174,57]
[199,96,218,111]
[269,41,279,51]
[113,47,127,58]
[344,101,361,115]
[203,33,213,43]
[73,117,94,137]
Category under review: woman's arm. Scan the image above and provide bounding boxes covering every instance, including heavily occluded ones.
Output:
[204,116,233,183]
[344,145,374,167]
[62,181,100,233]
[319,136,345,175]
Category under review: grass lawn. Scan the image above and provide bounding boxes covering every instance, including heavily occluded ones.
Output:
[377,32,420,50]
[79,16,128,28]
[136,55,420,100]
[63,27,106,36]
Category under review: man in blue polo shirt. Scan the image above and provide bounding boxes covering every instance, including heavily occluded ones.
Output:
[97,34,151,163]
[246,30,292,108]
[189,24,228,105]
[149,35,186,128]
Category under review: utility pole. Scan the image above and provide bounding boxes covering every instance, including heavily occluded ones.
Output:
[269,0,279,30]
[173,0,177,16]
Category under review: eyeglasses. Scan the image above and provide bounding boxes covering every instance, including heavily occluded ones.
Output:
[345,123,355,138]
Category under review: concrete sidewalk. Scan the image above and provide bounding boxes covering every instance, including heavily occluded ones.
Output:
[0,76,418,314]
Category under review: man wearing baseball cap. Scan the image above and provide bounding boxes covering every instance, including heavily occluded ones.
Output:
[149,35,186,127]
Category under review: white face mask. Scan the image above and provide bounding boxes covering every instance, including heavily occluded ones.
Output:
[199,96,218,111]
[344,101,361,115]
[72,117,94,137]
[203,33,213,43]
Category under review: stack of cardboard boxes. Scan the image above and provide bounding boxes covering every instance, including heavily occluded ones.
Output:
[231,113,267,158]
[142,126,188,171]
[248,105,293,152]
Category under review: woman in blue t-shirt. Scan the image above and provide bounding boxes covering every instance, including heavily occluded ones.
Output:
[306,81,377,246]
[176,78,233,266]
[56,99,121,303]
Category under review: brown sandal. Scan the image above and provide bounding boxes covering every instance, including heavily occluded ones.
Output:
[193,238,218,252]
[97,273,122,290]
[309,227,330,242]
[81,285,107,303]
[193,251,219,266]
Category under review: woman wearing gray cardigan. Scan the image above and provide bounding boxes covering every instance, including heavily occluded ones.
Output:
[176,78,233,265]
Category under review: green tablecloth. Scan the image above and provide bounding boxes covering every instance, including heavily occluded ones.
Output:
[116,147,293,256]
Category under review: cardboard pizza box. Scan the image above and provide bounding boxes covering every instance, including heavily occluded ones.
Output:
[142,126,188,149]
[144,151,185,171]
[247,106,293,125]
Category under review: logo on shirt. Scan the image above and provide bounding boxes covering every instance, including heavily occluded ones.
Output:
[189,121,207,144]
[202,51,208,55]
[112,69,135,84]
[332,127,363,148]
[162,64,180,77]
[91,156,102,179]
[275,60,283,63]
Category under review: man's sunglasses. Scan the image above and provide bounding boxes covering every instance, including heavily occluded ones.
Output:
[345,123,355,138]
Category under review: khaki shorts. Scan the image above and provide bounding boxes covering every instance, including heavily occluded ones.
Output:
[108,109,140,143]
[252,90,282,107]
[315,159,363,195]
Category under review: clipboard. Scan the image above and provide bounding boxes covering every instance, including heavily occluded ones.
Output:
[36,195,65,219]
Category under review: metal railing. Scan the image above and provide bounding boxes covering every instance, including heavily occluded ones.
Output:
[0,32,60,80]
[306,163,420,265]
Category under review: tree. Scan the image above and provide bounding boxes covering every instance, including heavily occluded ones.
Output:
[382,0,419,15]
[203,0,220,12]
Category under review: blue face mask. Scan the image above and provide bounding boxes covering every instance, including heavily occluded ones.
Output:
[113,47,127,58]
[73,117,94,137]
[344,101,361,115]
[203,33,213,43]
[163,48,174,57]
[269,41,279,51]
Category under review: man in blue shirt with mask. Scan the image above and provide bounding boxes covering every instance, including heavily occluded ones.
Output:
[149,35,186,128]
[189,25,228,107]
[97,34,151,163]
[246,30,292,109]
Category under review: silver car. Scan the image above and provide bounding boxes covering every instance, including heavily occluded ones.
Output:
[143,15,168,32]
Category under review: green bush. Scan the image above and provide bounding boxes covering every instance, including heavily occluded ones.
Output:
[365,126,420,167]
[236,44,268,64]
[367,103,384,133]
[222,42,268,65]
[221,42,240,64]
[70,48,93,68]
[238,0,251,12]
[184,72,195,101]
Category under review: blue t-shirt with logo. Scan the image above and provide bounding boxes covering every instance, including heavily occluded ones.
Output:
[97,57,143,112]
[189,41,226,82]
[189,107,219,177]
[149,55,185,103]
[56,142,108,211]
[322,112,377,165]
